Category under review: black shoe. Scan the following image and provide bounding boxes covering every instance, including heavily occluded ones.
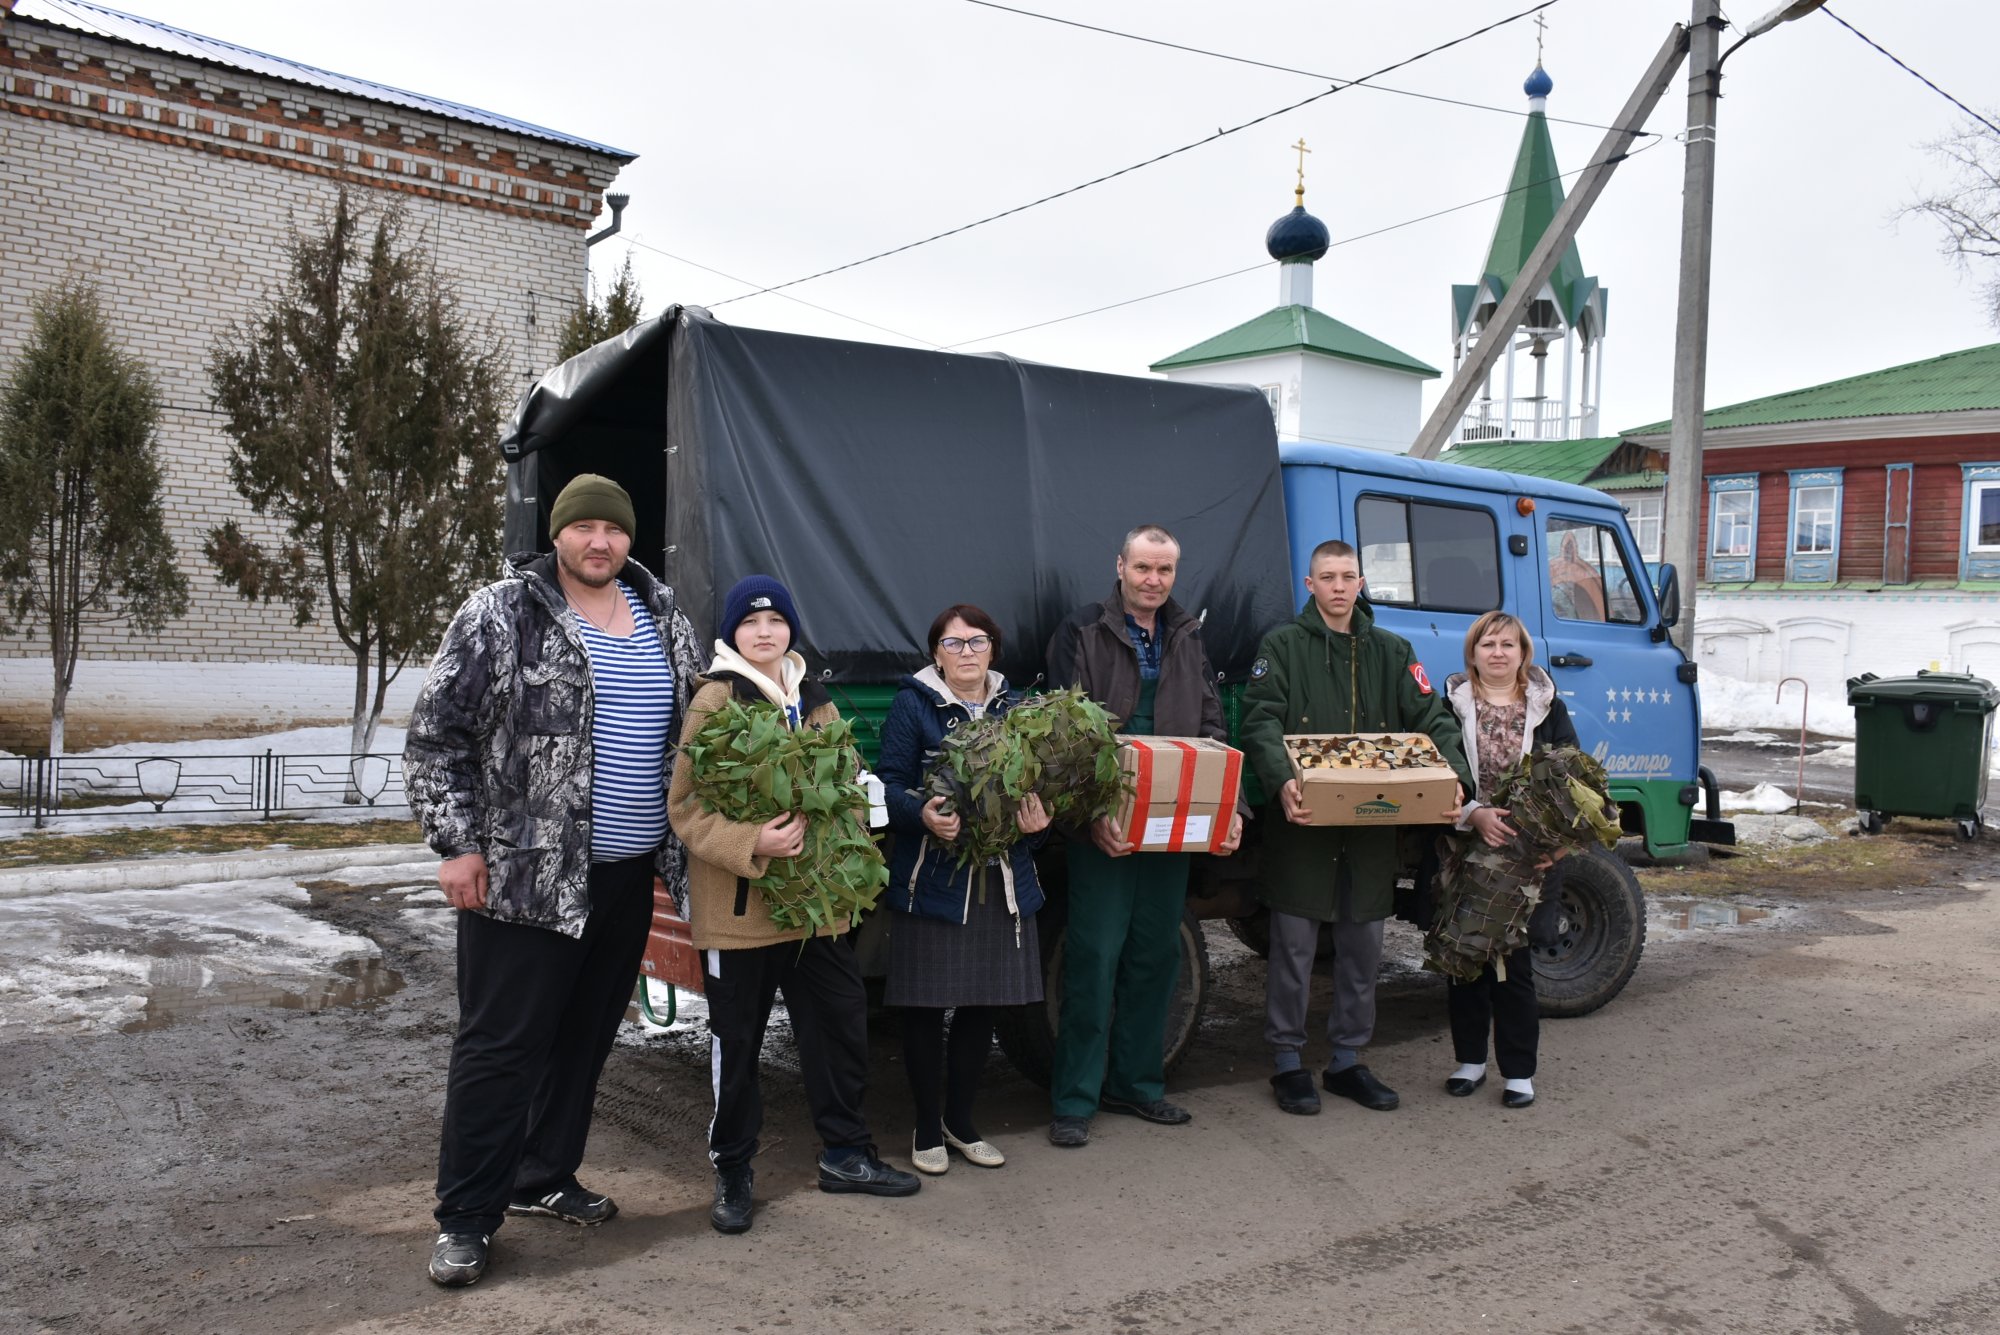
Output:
[1270,1069,1321,1115]
[507,1185,618,1226]
[1502,1088,1537,1109]
[427,1232,489,1287]
[710,1165,754,1234]
[1445,1074,1488,1098]
[1048,1116,1091,1147]
[1099,1096,1192,1125]
[817,1150,922,1197]
[1323,1064,1400,1111]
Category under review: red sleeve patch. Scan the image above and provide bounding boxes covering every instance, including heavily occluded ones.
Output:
[1409,663,1433,695]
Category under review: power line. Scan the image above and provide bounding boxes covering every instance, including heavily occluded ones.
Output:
[941,135,1666,351]
[705,1,1560,310]
[619,233,945,348]
[961,0,1645,137]
[1820,7,2000,139]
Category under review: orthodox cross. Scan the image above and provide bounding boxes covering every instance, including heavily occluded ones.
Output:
[1292,137,1311,204]
[1534,11,1547,64]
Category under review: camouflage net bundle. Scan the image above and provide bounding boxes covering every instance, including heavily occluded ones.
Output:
[1423,745,1622,983]
[680,697,888,934]
[922,688,1126,868]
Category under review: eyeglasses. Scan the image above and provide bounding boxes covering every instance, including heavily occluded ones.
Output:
[938,635,992,655]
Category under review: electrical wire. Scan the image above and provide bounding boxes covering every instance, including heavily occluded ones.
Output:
[940,135,1666,351]
[619,233,946,348]
[705,1,1561,310]
[960,0,1643,137]
[1820,7,2000,139]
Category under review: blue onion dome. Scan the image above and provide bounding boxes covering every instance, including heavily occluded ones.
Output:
[1265,205,1330,262]
[1524,64,1554,99]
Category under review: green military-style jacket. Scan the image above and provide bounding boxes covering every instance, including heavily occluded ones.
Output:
[1241,600,1472,922]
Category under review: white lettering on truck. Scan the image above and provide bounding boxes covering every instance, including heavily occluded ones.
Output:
[1591,741,1676,777]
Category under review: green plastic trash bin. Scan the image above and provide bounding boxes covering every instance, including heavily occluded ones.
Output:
[1847,670,1999,840]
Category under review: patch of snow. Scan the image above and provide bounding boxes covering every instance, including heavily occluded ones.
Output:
[1730,815,1837,848]
[1699,671,1855,738]
[1705,730,1781,745]
[1720,782,1798,814]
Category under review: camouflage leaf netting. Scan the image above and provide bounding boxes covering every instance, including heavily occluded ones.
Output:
[1423,745,1621,983]
[922,688,1126,868]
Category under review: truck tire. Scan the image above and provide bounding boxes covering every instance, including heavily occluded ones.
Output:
[1532,845,1645,1018]
[994,905,1212,1090]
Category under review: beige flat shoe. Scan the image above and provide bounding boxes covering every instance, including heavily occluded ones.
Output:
[911,1139,949,1176]
[944,1130,1005,1168]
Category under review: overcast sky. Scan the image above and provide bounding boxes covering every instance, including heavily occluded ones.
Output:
[87,0,2000,434]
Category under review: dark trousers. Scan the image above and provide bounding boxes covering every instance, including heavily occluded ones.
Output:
[901,1006,995,1149]
[435,854,654,1235]
[704,933,871,1172]
[1446,945,1539,1079]
[1051,842,1190,1118]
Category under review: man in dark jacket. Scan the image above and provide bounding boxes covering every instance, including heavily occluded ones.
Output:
[405,475,705,1287]
[1240,540,1472,1118]
[1043,525,1243,1148]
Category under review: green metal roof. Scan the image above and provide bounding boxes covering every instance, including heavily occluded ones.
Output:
[1434,436,1624,486]
[1623,343,2000,435]
[1150,304,1438,377]
[1472,111,1601,329]
[1589,470,1667,493]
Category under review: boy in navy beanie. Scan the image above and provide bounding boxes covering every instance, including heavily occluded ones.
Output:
[720,574,802,644]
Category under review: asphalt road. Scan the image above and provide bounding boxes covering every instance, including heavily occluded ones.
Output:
[3,831,1997,1334]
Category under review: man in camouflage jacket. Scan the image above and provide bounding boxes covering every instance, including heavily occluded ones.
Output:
[404,475,704,1288]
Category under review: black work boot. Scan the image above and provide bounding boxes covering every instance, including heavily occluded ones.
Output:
[710,1164,754,1235]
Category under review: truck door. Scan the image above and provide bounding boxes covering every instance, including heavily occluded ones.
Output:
[1350,483,1509,691]
[1535,508,1697,850]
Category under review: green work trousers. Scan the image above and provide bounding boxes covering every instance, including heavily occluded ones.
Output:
[1050,840,1191,1118]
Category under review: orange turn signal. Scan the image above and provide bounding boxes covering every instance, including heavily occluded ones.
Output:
[1516,496,1536,516]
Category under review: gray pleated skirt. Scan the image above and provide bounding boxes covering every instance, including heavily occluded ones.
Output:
[884,867,1043,1009]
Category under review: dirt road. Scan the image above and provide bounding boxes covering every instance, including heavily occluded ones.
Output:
[4,829,1997,1335]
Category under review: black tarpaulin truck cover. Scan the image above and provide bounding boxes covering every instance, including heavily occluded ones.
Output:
[499,306,1294,686]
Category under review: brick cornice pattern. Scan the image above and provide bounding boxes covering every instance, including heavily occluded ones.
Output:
[3,18,628,229]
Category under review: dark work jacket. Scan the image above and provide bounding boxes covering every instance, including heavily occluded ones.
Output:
[877,666,1045,925]
[1045,588,1227,742]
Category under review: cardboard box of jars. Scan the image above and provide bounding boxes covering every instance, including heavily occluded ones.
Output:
[1284,733,1458,826]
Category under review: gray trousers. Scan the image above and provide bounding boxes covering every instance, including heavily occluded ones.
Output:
[1264,912,1387,1065]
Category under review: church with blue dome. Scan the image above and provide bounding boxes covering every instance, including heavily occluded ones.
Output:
[1151,144,1439,454]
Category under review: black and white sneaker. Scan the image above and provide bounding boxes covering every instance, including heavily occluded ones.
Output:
[428,1232,489,1287]
[816,1150,922,1197]
[507,1186,618,1226]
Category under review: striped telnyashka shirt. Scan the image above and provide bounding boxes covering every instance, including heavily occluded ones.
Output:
[574,583,675,861]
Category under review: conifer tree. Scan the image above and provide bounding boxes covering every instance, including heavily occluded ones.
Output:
[0,277,188,756]
[556,252,645,360]
[207,190,507,779]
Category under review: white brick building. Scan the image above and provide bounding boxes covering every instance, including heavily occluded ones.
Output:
[0,0,633,748]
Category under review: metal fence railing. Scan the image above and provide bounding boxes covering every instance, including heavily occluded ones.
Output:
[2,751,408,828]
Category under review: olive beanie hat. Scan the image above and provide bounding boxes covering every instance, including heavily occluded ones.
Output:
[549,473,636,538]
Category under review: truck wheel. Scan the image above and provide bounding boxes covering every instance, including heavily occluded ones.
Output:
[1533,846,1645,1019]
[994,906,1212,1090]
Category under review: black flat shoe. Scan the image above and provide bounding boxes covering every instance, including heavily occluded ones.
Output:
[1270,1069,1321,1115]
[1100,1096,1192,1125]
[1322,1064,1400,1112]
[1502,1088,1536,1109]
[1445,1074,1487,1098]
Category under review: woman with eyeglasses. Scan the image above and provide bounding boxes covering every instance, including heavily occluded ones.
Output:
[875,604,1051,1176]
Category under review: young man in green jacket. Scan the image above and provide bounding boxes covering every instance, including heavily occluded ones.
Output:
[1240,540,1472,1116]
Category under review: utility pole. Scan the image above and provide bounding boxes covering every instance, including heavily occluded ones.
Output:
[1660,0,1725,652]
[1408,24,1690,460]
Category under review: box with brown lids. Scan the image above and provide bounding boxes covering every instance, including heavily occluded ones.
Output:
[1284,733,1458,826]
[1113,737,1245,853]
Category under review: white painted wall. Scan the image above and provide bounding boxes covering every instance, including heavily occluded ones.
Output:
[1160,349,1425,453]
[1695,589,2000,708]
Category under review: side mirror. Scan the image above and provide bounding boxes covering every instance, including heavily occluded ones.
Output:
[1655,563,1681,628]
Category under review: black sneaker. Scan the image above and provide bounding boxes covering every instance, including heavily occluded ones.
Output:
[1099,1096,1192,1125]
[507,1185,618,1226]
[1323,1064,1400,1112]
[427,1232,489,1287]
[817,1150,922,1197]
[711,1164,755,1234]
[1048,1116,1090,1148]
[1270,1068,1321,1115]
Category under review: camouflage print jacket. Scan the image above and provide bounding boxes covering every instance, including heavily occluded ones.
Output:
[404,551,706,937]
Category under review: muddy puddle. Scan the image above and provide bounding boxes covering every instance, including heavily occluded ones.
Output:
[1649,897,1773,930]
[122,953,404,1031]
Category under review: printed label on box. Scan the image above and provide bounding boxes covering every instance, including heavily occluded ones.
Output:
[1180,813,1213,844]
[1143,816,1177,845]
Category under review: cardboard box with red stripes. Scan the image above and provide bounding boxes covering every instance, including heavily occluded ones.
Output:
[1114,736,1244,853]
